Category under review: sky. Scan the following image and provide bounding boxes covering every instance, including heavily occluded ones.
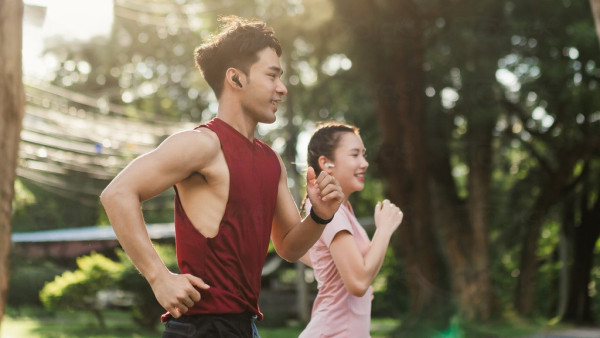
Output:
[23,0,114,78]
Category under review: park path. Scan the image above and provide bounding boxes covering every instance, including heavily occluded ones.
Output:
[526,328,600,338]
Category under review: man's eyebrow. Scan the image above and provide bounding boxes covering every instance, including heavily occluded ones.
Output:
[269,66,283,75]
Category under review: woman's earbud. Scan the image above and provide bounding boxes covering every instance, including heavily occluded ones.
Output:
[324,162,335,168]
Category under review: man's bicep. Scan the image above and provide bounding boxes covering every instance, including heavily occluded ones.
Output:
[114,132,211,201]
[112,151,189,202]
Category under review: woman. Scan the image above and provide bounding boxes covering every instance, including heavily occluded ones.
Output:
[299,122,403,338]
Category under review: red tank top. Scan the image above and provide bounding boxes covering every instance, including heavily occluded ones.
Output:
[164,117,280,321]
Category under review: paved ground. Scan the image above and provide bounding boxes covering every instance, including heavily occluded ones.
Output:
[526,328,600,338]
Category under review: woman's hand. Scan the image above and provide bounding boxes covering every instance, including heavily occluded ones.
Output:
[374,199,403,234]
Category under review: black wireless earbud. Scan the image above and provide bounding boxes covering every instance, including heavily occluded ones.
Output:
[232,75,242,88]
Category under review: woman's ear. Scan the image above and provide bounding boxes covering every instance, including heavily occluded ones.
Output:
[318,156,333,172]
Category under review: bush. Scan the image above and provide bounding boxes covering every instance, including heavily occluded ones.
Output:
[9,258,66,307]
[115,243,178,330]
[36,244,178,331]
[39,252,123,328]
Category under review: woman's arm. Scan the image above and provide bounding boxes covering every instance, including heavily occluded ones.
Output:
[329,200,402,297]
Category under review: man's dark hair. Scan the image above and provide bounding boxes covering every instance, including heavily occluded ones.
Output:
[194,15,282,98]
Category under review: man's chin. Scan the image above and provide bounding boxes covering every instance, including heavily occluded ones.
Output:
[260,115,277,124]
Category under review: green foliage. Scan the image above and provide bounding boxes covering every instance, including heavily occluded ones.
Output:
[349,176,385,218]
[491,244,521,312]
[591,264,600,317]
[373,248,409,317]
[34,244,177,331]
[115,243,178,330]
[12,180,101,232]
[3,306,160,337]
[11,179,36,218]
[39,252,123,327]
[15,0,600,327]
[3,306,399,337]
[8,257,66,307]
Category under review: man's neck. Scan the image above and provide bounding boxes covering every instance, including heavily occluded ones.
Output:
[216,111,256,141]
[216,88,260,140]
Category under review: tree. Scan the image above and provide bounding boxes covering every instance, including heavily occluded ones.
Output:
[504,0,600,316]
[0,0,25,328]
[14,0,600,329]
[591,0,600,45]
[325,2,451,329]
[562,161,600,323]
[326,0,507,327]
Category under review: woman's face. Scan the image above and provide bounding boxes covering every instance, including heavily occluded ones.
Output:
[327,132,369,197]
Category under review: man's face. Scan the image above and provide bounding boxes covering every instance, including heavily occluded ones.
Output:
[239,47,288,124]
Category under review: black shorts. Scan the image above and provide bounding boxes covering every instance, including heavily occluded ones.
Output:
[162,312,259,338]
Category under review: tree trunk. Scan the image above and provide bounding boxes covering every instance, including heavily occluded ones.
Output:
[91,308,106,329]
[564,182,600,323]
[376,36,447,326]
[516,178,565,315]
[0,0,25,327]
[557,223,571,319]
[515,145,598,315]
[281,47,311,323]
[429,95,496,321]
[287,100,311,324]
[565,234,595,322]
[463,133,494,320]
[421,0,501,321]
[329,0,502,325]
[329,0,451,327]
[590,0,600,46]
[457,107,496,320]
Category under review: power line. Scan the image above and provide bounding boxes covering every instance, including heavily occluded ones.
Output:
[19,81,194,201]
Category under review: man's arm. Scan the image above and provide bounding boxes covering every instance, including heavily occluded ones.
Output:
[271,156,344,262]
[100,130,215,318]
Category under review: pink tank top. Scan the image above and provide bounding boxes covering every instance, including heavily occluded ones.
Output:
[163,117,280,321]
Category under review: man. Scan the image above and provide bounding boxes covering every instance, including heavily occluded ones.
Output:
[100,15,343,337]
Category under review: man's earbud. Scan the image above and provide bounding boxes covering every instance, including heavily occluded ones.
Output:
[232,75,242,88]
[324,163,335,168]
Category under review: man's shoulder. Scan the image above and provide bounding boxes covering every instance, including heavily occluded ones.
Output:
[174,127,219,144]
[164,128,221,158]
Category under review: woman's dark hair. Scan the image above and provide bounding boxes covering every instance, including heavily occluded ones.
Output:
[194,15,282,98]
[307,122,359,176]
[302,122,359,215]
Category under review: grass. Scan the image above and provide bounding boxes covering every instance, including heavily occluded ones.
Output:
[5,306,598,338]
[2,307,158,338]
[1,307,397,338]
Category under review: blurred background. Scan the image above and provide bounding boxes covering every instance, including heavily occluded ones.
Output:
[2,0,600,336]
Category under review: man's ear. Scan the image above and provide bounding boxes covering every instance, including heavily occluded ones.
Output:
[226,68,244,88]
